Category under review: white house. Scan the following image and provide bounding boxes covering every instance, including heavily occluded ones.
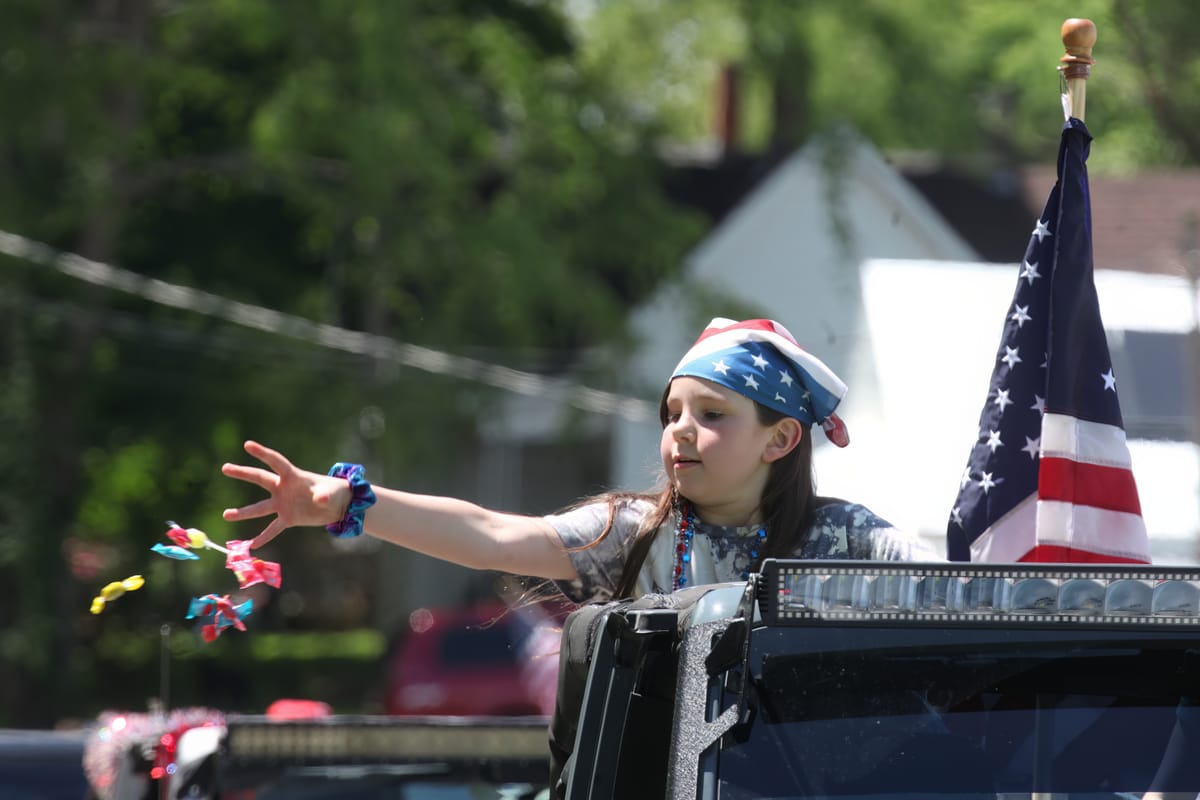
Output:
[612,130,980,536]
[611,135,1200,565]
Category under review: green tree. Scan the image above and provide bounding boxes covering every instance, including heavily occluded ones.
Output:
[572,0,1197,171]
[0,0,702,726]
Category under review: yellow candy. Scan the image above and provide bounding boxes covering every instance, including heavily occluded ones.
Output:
[90,575,145,613]
[185,528,209,549]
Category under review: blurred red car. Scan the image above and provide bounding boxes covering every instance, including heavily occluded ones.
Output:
[384,601,563,717]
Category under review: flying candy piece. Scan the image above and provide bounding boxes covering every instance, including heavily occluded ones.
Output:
[150,543,200,561]
[225,540,282,589]
[89,575,145,615]
[186,593,253,642]
[165,521,230,554]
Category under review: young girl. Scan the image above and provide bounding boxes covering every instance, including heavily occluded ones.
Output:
[221,317,938,604]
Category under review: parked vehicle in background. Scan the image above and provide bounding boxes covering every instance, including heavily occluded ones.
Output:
[75,598,567,800]
[83,709,550,799]
[82,707,226,800]
[384,601,563,718]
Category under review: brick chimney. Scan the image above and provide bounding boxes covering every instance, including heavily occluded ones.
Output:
[715,64,741,157]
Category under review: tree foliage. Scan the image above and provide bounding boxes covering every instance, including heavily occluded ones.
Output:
[0,0,702,726]
[574,0,1199,171]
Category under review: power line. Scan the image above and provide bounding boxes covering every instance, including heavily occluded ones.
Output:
[0,229,656,423]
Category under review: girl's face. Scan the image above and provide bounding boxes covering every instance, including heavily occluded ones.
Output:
[661,376,792,526]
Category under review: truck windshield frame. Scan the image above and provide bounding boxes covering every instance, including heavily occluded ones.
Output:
[710,559,1200,799]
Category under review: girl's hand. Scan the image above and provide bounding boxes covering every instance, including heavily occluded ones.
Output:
[221,440,350,548]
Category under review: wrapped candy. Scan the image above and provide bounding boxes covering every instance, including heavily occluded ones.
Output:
[89,575,145,615]
[164,521,230,554]
[186,593,253,642]
[99,521,282,642]
[150,543,199,561]
[224,540,282,589]
[154,523,281,589]
[155,521,279,642]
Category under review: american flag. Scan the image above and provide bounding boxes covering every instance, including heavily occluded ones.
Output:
[946,118,1151,564]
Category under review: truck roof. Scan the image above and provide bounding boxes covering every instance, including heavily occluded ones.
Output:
[567,559,1200,799]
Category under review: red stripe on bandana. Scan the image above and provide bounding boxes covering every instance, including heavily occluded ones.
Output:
[692,318,786,345]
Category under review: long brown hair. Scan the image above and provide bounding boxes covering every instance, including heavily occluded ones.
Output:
[601,399,819,599]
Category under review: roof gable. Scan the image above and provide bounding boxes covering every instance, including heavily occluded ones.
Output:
[685,131,978,284]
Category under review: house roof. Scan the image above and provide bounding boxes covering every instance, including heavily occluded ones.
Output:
[900,159,1200,277]
[661,148,788,225]
[1028,167,1200,277]
[665,141,1200,278]
[896,161,1041,264]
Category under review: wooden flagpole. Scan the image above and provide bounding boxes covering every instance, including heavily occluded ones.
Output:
[1032,27,1094,796]
[1060,18,1096,121]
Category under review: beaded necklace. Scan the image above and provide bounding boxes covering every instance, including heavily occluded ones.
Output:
[672,500,768,591]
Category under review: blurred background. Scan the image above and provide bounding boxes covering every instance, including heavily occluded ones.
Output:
[1,0,1198,729]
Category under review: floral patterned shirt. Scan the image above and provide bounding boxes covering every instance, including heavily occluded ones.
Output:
[547,498,941,604]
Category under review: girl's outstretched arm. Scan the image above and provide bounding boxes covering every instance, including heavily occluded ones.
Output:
[221,440,579,581]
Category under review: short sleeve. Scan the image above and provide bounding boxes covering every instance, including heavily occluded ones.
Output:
[545,499,654,604]
[804,503,944,562]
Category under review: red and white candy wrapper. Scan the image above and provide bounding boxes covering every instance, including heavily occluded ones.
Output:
[224,540,282,589]
[186,593,253,642]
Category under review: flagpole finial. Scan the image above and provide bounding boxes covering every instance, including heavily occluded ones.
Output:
[1060,18,1096,77]
[1059,18,1096,121]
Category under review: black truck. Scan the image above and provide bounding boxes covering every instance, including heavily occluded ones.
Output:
[559,558,1200,799]
[86,558,1200,799]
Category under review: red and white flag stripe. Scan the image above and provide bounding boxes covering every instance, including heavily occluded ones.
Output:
[969,413,1150,564]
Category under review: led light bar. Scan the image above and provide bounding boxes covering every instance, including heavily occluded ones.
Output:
[759,560,1200,627]
[222,717,550,765]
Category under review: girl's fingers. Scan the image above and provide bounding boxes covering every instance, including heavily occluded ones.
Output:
[221,463,280,491]
[243,440,293,475]
[225,442,305,548]
[223,499,276,521]
[251,519,286,549]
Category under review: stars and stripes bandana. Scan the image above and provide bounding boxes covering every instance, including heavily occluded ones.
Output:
[669,317,850,447]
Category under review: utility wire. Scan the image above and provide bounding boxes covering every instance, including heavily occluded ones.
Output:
[0,229,656,422]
